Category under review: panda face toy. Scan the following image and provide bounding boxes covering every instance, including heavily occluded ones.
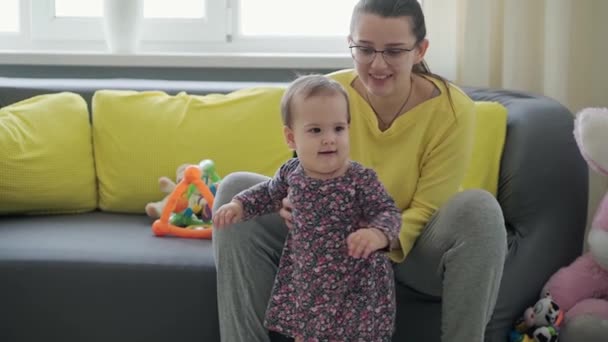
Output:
[524,296,562,327]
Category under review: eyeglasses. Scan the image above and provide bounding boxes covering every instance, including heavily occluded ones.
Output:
[349,45,415,65]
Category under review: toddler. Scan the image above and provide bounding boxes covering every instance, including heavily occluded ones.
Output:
[214,74,401,342]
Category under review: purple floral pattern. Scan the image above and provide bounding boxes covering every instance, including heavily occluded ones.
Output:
[235,158,401,341]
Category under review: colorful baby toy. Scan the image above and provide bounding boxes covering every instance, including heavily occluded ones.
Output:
[509,292,564,342]
[151,159,221,239]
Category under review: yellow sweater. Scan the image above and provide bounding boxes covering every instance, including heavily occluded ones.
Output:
[328,69,475,262]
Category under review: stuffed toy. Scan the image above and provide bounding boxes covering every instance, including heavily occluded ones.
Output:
[144,164,188,219]
[145,175,178,219]
[541,107,608,341]
[509,292,563,342]
[145,161,219,223]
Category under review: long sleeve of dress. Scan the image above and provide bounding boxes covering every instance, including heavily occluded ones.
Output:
[233,158,297,221]
[357,168,402,244]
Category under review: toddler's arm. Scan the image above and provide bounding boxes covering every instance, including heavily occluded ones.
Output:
[232,158,297,221]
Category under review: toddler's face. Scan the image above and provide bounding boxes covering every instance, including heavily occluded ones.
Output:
[284,93,350,179]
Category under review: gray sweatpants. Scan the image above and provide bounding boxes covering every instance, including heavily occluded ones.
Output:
[212,172,507,342]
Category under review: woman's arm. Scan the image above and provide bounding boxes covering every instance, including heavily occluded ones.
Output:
[358,168,402,245]
[390,98,476,262]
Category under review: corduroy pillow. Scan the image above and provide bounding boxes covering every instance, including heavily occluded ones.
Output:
[0,92,97,214]
[461,101,508,196]
[92,87,292,213]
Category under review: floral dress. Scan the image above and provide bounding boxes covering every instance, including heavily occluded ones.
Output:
[234,158,401,342]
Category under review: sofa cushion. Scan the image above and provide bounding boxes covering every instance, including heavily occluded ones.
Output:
[92,88,292,213]
[0,212,219,341]
[0,92,97,214]
[461,101,508,196]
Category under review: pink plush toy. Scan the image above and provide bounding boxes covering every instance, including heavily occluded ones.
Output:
[543,107,608,341]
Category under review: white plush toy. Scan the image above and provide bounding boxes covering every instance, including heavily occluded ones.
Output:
[542,107,608,342]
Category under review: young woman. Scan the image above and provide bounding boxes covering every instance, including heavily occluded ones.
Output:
[213,1,507,341]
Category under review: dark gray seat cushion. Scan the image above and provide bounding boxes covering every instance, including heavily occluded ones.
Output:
[0,212,219,342]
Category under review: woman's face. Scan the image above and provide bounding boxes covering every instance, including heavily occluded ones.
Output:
[349,13,427,98]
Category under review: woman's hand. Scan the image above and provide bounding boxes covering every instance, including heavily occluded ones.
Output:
[213,200,244,228]
[347,228,389,258]
[279,197,294,229]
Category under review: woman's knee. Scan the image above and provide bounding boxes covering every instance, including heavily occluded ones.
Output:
[213,171,269,211]
[213,214,287,269]
[213,172,268,251]
[446,189,507,245]
[213,220,257,261]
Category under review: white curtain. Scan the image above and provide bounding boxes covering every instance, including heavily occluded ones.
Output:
[424,0,607,113]
[424,0,608,249]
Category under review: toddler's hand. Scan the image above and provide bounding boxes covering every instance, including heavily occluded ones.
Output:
[279,197,294,230]
[213,200,244,228]
[347,228,389,258]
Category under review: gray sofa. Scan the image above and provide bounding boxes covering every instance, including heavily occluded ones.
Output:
[0,76,588,342]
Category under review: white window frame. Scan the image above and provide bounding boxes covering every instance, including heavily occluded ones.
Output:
[9,0,427,53]
[30,0,228,42]
[0,0,457,75]
[25,0,368,53]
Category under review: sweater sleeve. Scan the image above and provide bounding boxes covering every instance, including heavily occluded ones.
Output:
[233,158,296,220]
[389,100,476,263]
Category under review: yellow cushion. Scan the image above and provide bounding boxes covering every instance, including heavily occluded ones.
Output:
[92,88,292,213]
[0,92,97,214]
[461,101,508,196]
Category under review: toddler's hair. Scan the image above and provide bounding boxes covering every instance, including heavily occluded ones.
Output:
[280,74,350,127]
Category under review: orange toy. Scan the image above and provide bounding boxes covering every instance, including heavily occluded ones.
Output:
[152,165,215,239]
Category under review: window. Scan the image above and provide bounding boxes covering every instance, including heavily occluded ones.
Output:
[239,0,357,37]
[0,1,434,71]
[0,0,19,33]
[54,0,205,19]
[26,0,365,52]
[55,0,102,17]
[31,0,226,41]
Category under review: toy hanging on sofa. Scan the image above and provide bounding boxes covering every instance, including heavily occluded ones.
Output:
[509,292,564,342]
[145,161,218,222]
[152,159,221,239]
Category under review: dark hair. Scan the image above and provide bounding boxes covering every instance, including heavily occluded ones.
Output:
[281,74,351,128]
[350,0,455,111]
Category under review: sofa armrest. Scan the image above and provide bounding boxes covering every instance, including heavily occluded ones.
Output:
[464,87,589,339]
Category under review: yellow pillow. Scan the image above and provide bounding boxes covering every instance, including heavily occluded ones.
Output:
[92,87,292,213]
[0,92,97,214]
[461,101,508,196]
